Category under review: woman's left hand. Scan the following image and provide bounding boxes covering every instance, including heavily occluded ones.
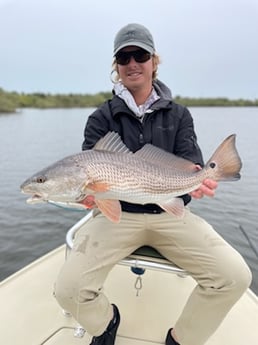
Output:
[189,165,218,199]
[190,178,218,199]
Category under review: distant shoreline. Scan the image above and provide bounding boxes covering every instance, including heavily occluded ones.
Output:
[1,88,258,113]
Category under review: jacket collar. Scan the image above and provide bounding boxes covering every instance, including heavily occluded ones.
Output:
[110,79,173,117]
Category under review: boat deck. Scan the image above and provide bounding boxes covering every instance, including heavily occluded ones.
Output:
[1,245,258,345]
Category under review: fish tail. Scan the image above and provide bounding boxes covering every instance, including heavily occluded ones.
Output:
[205,134,242,181]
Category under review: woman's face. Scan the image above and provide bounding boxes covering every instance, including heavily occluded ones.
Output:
[116,46,155,93]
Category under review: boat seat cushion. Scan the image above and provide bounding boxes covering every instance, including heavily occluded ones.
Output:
[132,246,164,260]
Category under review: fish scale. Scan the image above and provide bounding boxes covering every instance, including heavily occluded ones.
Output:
[20,132,242,223]
[85,154,197,197]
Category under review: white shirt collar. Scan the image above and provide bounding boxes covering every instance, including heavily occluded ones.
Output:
[113,81,160,118]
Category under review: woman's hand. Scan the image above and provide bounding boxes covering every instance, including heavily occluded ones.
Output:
[190,179,218,199]
[189,165,218,199]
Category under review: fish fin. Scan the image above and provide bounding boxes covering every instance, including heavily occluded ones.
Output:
[85,181,110,192]
[93,132,132,154]
[95,199,121,223]
[135,145,197,172]
[158,198,185,218]
[205,134,242,181]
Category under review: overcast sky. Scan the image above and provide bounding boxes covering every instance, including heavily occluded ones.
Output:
[0,0,257,98]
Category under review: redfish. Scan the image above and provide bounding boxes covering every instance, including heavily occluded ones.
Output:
[20,132,242,222]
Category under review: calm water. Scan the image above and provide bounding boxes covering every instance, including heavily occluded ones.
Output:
[0,107,257,294]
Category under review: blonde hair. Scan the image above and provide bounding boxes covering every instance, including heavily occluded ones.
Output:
[111,53,161,83]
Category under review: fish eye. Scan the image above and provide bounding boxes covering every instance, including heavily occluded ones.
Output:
[35,175,47,183]
[209,162,216,169]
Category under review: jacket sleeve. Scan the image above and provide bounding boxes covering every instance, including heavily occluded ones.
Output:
[82,102,111,150]
[174,107,204,167]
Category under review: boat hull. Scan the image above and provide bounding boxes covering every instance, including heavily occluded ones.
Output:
[1,245,258,344]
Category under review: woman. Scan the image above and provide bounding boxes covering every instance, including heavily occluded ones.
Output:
[55,23,252,345]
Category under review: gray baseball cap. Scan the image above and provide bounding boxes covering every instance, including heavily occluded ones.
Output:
[113,23,155,56]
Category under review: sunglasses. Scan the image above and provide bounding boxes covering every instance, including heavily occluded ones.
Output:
[115,49,152,65]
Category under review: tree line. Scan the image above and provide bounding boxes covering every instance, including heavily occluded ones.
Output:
[0,87,257,113]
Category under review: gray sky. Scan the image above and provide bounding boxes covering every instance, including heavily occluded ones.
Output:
[0,0,257,98]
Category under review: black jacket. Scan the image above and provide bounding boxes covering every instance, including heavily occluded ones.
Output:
[82,79,204,214]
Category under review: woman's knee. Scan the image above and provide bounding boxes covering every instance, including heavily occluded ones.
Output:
[54,258,102,311]
[54,268,78,310]
[218,254,252,296]
[233,260,252,293]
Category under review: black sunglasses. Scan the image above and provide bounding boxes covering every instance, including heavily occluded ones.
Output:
[115,49,152,65]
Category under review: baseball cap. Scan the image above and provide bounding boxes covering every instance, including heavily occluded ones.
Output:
[113,23,155,56]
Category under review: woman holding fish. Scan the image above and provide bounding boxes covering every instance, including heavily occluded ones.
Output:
[54,24,252,345]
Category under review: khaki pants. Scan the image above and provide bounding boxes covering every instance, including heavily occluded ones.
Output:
[55,208,252,345]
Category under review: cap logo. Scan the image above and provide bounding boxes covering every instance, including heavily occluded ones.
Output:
[126,30,136,40]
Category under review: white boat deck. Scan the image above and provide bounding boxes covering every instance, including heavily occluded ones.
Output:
[1,245,258,345]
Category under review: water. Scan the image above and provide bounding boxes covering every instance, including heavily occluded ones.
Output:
[0,107,257,294]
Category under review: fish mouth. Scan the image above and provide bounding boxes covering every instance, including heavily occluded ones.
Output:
[25,194,46,204]
[20,189,47,204]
